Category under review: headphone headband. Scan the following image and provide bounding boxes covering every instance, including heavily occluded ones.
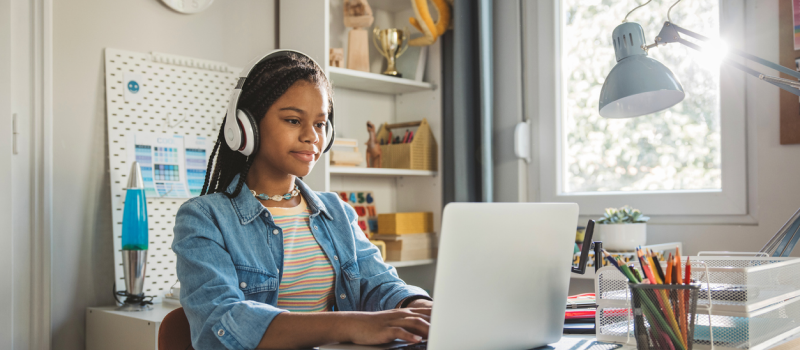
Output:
[224,50,335,156]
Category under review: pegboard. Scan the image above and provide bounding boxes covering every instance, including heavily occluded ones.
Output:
[104,48,241,302]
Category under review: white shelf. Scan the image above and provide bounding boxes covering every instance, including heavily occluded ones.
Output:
[328,67,435,94]
[330,166,437,177]
[386,259,436,268]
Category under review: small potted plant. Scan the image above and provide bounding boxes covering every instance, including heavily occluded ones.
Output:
[595,206,650,251]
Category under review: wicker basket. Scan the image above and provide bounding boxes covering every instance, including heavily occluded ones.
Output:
[375,119,438,171]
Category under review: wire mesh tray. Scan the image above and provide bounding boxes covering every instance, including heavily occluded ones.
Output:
[595,256,800,313]
[596,294,800,350]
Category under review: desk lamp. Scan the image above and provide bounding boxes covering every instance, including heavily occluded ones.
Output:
[598,1,800,256]
[116,161,153,311]
[599,2,800,119]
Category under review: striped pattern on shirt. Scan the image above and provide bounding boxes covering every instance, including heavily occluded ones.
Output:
[267,195,335,312]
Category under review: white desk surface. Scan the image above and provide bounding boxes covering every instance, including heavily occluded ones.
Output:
[88,303,800,350]
[88,301,181,323]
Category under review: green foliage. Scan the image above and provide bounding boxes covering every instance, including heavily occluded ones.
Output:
[562,0,721,193]
[597,206,650,224]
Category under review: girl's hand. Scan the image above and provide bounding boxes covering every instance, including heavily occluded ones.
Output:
[404,299,433,309]
[344,308,431,345]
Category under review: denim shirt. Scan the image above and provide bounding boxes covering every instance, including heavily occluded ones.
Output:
[172,175,429,350]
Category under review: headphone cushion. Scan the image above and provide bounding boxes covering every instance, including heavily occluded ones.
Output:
[236,109,259,157]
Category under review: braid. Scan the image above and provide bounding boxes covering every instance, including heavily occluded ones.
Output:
[200,131,222,196]
[200,52,333,197]
[227,157,255,199]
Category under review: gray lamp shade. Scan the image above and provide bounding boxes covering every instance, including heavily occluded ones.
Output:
[599,22,685,119]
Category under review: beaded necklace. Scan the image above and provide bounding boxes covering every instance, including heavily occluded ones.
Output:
[251,186,300,202]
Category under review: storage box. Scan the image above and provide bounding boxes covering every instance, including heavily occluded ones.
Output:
[377,212,433,234]
[372,233,436,261]
[369,240,387,261]
[595,256,800,350]
[376,119,437,171]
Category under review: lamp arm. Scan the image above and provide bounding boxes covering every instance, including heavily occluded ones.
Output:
[651,22,800,97]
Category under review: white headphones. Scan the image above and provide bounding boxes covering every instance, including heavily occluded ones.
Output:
[223,50,335,156]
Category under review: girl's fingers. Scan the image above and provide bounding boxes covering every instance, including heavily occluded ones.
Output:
[391,317,430,338]
[390,327,424,343]
[406,308,432,316]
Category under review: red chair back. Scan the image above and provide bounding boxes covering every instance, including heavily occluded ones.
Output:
[158,307,195,350]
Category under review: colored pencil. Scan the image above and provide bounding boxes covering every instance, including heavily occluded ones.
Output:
[602,249,620,269]
[651,250,667,283]
[684,257,691,284]
[666,253,673,285]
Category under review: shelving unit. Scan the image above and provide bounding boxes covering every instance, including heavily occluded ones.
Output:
[280,0,442,293]
[329,166,437,177]
[328,67,435,94]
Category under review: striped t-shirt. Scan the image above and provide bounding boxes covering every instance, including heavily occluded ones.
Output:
[267,195,335,312]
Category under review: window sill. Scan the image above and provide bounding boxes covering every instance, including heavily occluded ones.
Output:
[578,214,758,226]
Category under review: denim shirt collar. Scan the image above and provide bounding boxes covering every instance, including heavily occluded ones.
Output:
[226,174,333,225]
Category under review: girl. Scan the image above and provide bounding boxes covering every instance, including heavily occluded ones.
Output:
[172,51,433,350]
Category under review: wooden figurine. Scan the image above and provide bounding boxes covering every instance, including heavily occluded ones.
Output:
[366,121,382,168]
[344,0,373,72]
[329,48,344,68]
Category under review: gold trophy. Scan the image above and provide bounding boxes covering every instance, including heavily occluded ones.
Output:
[372,27,409,77]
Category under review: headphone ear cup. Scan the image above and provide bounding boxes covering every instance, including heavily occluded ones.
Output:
[236,109,259,156]
[323,110,335,154]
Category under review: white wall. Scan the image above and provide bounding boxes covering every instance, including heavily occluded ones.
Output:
[51,1,276,348]
[1,0,14,348]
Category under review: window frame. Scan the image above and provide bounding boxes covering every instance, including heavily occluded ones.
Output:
[526,0,747,217]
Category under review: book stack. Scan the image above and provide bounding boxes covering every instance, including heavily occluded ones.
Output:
[330,138,364,167]
[371,212,436,261]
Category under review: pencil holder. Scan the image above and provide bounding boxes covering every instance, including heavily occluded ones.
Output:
[629,283,700,350]
[375,119,437,171]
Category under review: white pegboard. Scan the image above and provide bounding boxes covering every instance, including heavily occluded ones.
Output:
[104,48,241,302]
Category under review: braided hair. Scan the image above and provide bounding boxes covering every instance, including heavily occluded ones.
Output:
[200,53,333,198]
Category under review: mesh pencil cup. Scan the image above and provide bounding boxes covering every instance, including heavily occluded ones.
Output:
[628,283,700,350]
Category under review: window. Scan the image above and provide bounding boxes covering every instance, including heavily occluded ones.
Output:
[563,0,721,193]
[528,0,747,216]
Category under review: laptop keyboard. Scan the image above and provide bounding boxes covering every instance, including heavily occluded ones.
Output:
[386,341,427,349]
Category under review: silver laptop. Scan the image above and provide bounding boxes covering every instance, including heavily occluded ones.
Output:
[321,202,579,350]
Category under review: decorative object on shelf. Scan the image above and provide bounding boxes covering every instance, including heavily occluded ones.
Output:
[370,239,387,261]
[159,0,214,14]
[365,121,382,168]
[378,212,434,235]
[396,46,428,82]
[372,233,437,261]
[595,206,649,252]
[329,48,344,68]
[408,0,452,46]
[376,119,438,171]
[344,0,373,72]
[338,190,377,237]
[330,138,364,167]
[373,27,409,77]
[116,161,154,311]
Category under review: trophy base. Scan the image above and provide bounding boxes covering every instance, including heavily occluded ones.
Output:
[381,71,402,78]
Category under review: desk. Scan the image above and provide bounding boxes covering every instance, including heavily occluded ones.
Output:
[86,302,181,350]
[86,304,800,350]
